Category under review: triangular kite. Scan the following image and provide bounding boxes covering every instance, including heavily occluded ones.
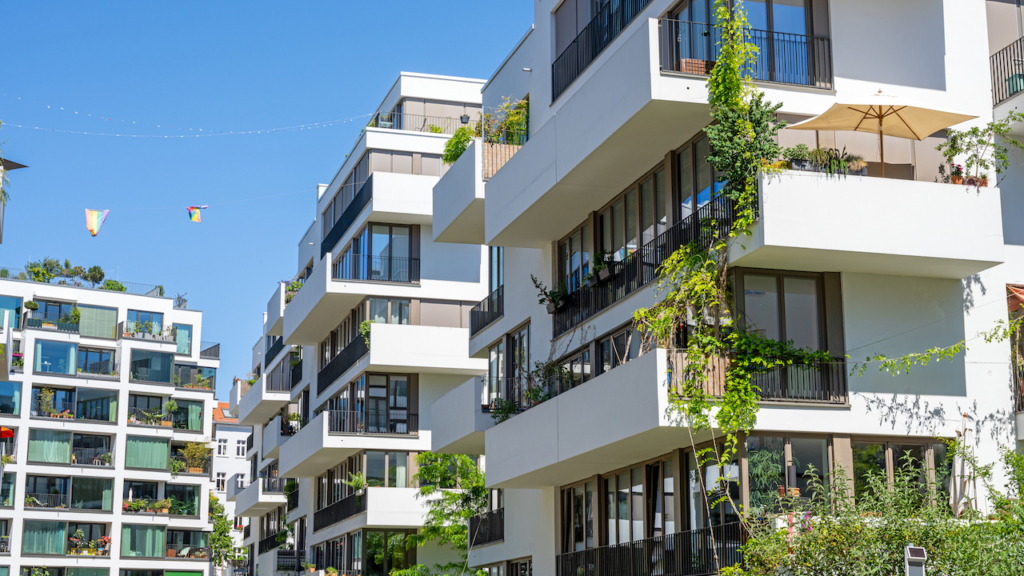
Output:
[186,205,209,223]
[84,209,109,237]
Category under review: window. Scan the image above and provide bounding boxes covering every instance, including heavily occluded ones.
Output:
[172,399,203,431]
[127,310,163,334]
[22,520,67,555]
[0,295,22,329]
[0,382,19,415]
[559,348,592,392]
[595,167,667,265]
[486,341,504,407]
[129,350,174,383]
[38,300,75,323]
[558,224,591,294]
[746,435,829,512]
[174,364,216,390]
[0,472,13,507]
[77,346,116,376]
[236,474,246,489]
[31,386,75,416]
[216,472,226,491]
[367,298,411,325]
[596,325,642,376]
[77,304,116,338]
[335,223,415,282]
[489,246,504,293]
[677,134,720,221]
[218,438,227,455]
[741,271,822,350]
[34,340,77,375]
[120,525,165,557]
[173,323,193,355]
[237,440,246,457]
[70,477,113,510]
[166,484,201,516]
[125,436,170,470]
[123,481,158,501]
[852,441,942,502]
[28,429,72,464]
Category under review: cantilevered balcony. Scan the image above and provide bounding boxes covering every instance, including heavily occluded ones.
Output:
[267,282,286,337]
[278,408,420,478]
[315,323,487,399]
[263,414,298,460]
[238,373,291,427]
[430,375,493,455]
[727,171,1004,278]
[235,476,288,518]
[311,487,429,533]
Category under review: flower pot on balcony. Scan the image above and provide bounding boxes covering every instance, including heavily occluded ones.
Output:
[460,114,470,125]
[586,275,598,288]
[980,177,989,187]
[546,302,556,314]
[167,549,178,558]
[188,467,204,474]
[951,175,964,185]
[160,420,172,427]
[777,485,786,497]
[597,268,612,282]
[678,58,714,75]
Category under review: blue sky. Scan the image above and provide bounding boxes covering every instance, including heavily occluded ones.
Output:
[0,1,533,399]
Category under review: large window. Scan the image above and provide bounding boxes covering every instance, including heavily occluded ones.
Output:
[31,386,75,416]
[22,520,66,555]
[38,301,75,324]
[364,451,409,488]
[28,429,72,464]
[77,347,116,376]
[746,435,830,513]
[71,477,113,511]
[364,530,416,576]
[596,168,667,263]
[0,472,14,506]
[127,310,163,334]
[335,223,415,282]
[172,400,204,431]
[489,246,504,293]
[123,481,158,501]
[558,224,591,294]
[165,484,201,516]
[174,364,216,390]
[76,388,117,422]
[34,340,77,375]
[0,381,19,415]
[129,350,174,383]
[851,440,946,502]
[741,271,822,350]
[367,298,410,325]
[596,325,642,377]
[78,305,117,338]
[0,295,22,329]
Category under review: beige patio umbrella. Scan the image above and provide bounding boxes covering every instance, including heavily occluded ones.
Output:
[787,93,976,177]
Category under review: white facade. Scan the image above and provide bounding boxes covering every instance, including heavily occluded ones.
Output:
[0,275,219,576]
[230,73,490,576]
[211,414,252,576]
[427,1,1024,575]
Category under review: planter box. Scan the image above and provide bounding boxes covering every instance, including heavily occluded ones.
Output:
[789,159,812,171]
[597,267,612,282]
[187,467,205,474]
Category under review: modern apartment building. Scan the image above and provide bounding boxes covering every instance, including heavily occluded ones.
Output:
[211,403,250,576]
[229,73,491,576]
[0,272,219,576]
[429,1,1022,575]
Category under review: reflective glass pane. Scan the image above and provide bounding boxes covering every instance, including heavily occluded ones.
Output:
[744,275,780,340]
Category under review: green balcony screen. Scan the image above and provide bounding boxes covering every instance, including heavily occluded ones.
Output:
[121,524,165,557]
[22,520,66,555]
[71,477,113,511]
[78,305,117,339]
[28,429,71,464]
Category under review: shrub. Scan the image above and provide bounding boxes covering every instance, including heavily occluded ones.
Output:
[442,126,474,165]
[101,279,126,292]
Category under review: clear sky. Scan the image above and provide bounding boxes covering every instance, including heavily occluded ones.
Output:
[0,1,534,399]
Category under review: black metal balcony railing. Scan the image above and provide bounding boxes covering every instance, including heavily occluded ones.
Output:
[317,337,370,395]
[25,492,70,509]
[470,285,504,336]
[266,337,285,366]
[276,550,306,572]
[243,525,251,540]
[469,508,505,548]
[313,491,368,532]
[25,317,79,333]
[993,37,1024,106]
[667,350,848,405]
[246,434,254,451]
[556,522,746,576]
[322,176,374,259]
[332,254,420,284]
[555,195,739,337]
[482,376,534,412]
[552,0,653,101]
[368,112,470,135]
[78,360,120,380]
[200,341,221,359]
[290,357,303,389]
[262,476,286,493]
[287,489,299,512]
[659,19,833,89]
[266,369,292,393]
[72,447,114,467]
[0,536,9,554]
[259,532,285,555]
[327,410,419,436]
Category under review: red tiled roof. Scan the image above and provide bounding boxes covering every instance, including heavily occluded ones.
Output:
[213,401,238,424]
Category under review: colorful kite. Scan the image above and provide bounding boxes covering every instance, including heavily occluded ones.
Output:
[84,209,109,237]
[186,205,209,223]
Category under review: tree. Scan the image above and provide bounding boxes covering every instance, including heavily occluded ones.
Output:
[24,257,60,283]
[101,279,126,292]
[82,265,105,287]
[209,493,241,568]
[392,453,488,576]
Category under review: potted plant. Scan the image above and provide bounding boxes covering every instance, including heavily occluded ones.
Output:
[170,458,186,477]
[301,563,316,574]
[531,275,567,314]
[326,568,338,576]
[70,528,86,554]
[1,454,12,465]
[154,498,173,514]
[950,163,964,184]
[593,249,613,282]
[179,441,211,474]
[98,452,113,466]
[162,399,177,426]
[782,144,811,170]
[846,154,868,176]
[38,387,55,417]
[344,472,368,504]
[24,300,38,320]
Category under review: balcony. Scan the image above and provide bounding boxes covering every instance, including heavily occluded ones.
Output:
[166,543,211,560]
[433,139,486,245]
[658,20,832,89]
[25,318,79,333]
[470,286,503,337]
[266,337,285,366]
[171,454,212,476]
[227,474,245,502]
[368,111,468,135]
[469,508,504,548]
[259,532,285,555]
[430,375,493,455]
[290,357,303,389]
[238,373,292,427]
[484,349,847,488]
[230,379,252,416]
[727,171,1004,279]
[313,490,368,532]
[555,523,745,576]
[332,255,420,284]
[992,37,1024,107]
[117,320,177,343]
[199,341,220,359]
[71,446,115,467]
[267,282,287,337]
[312,487,428,533]
[554,196,736,337]
[263,414,298,459]
[276,550,306,573]
[321,177,374,259]
[484,19,835,249]
[279,408,422,478]
[25,492,70,509]
[315,323,487,398]
[235,476,288,518]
